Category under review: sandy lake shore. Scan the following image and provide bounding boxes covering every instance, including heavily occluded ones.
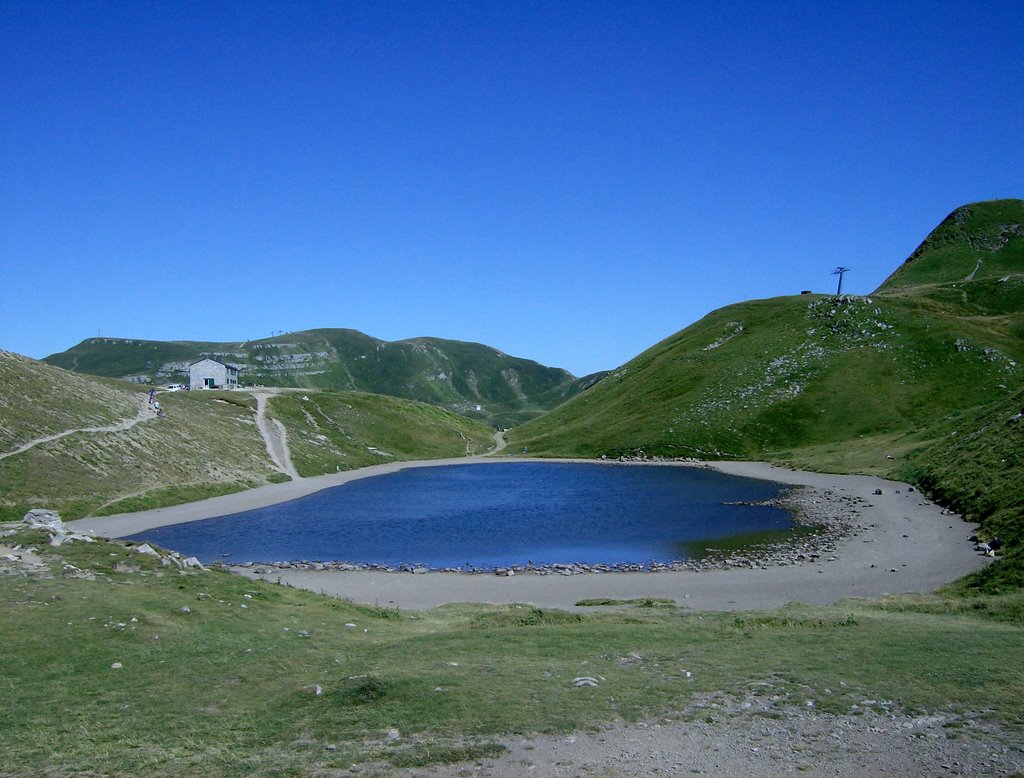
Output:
[69,457,990,612]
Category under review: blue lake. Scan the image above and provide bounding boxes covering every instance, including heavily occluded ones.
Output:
[126,462,795,569]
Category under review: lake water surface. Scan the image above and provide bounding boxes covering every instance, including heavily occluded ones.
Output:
[127,462,794,569]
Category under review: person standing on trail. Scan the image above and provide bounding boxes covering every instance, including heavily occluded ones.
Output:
[148,388,155,404]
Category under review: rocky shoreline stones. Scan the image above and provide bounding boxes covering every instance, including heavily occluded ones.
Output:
[231,485,870,578]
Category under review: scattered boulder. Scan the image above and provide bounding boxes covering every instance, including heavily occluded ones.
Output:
[22,509,94,545]
[22,509,64,531]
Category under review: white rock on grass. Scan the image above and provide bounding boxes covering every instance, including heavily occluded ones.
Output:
[22,509,64,531]
[23,509,95,545]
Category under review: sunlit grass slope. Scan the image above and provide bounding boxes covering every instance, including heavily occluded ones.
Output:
[0,349,141,451]
[878,199,1024,290]
[0,354,281,521]
[509,290,1022,462]
[266,390,495,477]
[0,354,494,521]
[1,527,1021,775]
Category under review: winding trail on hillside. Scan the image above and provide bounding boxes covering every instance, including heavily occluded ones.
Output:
[489,429,507,454]
[0,395,157,461]
[251,391,299,481]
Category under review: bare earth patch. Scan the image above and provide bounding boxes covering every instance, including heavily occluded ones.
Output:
[415,703,1024,776]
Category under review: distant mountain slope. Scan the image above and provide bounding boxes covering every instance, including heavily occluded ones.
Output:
[0,352,493,521]
[44,329,602,428]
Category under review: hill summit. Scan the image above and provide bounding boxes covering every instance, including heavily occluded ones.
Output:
[876,199,1024,292]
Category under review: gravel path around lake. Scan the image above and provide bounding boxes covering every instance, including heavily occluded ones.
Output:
[70,458,989,612]
[417,701,1024,777]
[65,458,1012,776]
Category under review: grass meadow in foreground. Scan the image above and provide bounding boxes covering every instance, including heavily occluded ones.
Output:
[1,528,1023,776]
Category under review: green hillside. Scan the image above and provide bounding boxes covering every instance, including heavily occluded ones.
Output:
[877,199,1024,291]
[510,199,1024,585]
[0,349,141,452]
[509,289,1022,462]
[44,329,601,428]
[265,390,495,478]
[0,352,493,521]
[899,386,1024,593]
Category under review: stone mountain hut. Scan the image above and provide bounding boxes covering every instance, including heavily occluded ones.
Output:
[189,358,240,390]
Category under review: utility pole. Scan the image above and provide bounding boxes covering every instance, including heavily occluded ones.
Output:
[832,266,850,296]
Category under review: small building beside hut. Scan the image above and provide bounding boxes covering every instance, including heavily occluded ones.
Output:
[189,359,240,390]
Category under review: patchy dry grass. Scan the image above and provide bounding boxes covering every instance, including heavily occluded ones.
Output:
[1,527,1022,775]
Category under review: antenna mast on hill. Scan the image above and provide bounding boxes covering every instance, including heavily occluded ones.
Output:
[832,266,851,296]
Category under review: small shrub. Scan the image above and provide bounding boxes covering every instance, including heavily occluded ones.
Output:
[470,607,584,628]
[334,675,390,705]
[387,742,506,768]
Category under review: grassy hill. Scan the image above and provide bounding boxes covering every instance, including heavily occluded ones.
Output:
[509,289,1022,462]
[898,386,1024,593]
[0,351,493,521]
[0,349,142,450]
[878,199,1024,291]
[265,390,495,478]
[44,329,602,428]
[510,199,1024,585]
[1,523,1022,775]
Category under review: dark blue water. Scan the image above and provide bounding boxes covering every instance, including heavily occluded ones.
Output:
[126,462,793,569]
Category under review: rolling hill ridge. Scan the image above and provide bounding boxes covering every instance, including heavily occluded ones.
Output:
[45,330,604,429]
[0,349,495,522]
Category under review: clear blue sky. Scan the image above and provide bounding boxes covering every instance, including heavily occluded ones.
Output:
[2,1,1021,377]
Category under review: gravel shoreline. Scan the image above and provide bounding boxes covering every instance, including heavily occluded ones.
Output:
[70,457,990,612]
[226,483,866,578]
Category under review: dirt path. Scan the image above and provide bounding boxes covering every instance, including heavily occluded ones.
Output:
[0,395,157,461]
[489,429,507,454]
[251,391,299,481]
